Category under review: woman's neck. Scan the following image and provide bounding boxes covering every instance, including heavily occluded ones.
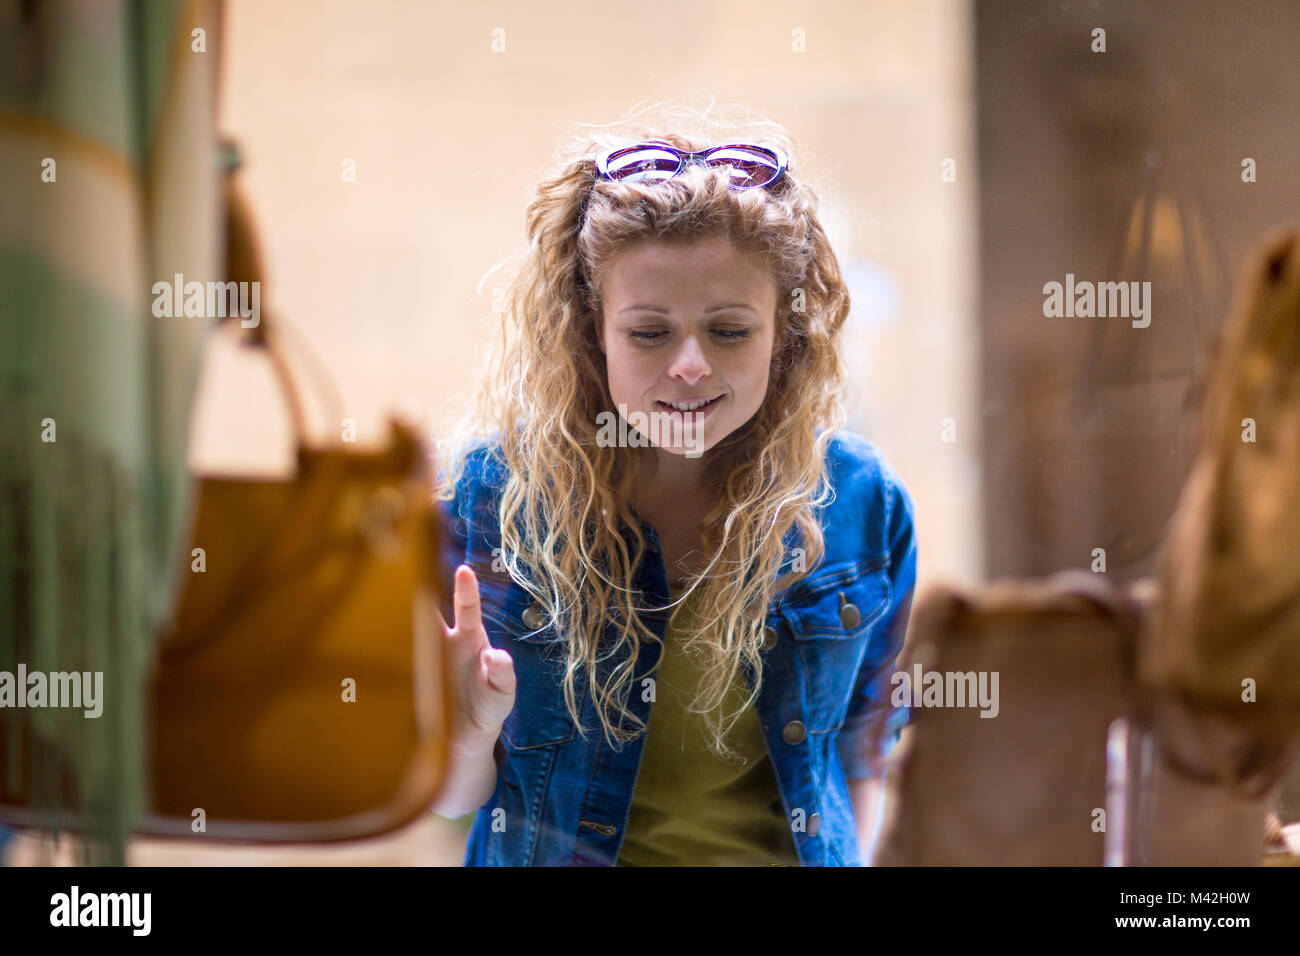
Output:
[632,447,715,510]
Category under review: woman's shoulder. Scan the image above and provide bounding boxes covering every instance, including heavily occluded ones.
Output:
[822,429,911,506]
[817,429,916,575]
[439,432,508,495]
[433,433,512,545]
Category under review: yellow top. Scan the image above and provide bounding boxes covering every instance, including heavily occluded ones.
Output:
[615,585,800,866]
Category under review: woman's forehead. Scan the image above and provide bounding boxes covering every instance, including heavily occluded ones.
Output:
[603,237,773,284]
[587,236,781,318]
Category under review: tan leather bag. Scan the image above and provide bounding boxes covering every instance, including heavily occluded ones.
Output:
[1144,228,1300,796]
[141,159,452,840]
[875,571,1140,865]
[875,571,1278,865]
[145,339,452,839]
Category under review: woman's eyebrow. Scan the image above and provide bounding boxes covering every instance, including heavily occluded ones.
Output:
[617,303,758,315]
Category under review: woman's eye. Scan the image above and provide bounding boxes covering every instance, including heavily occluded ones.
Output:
[627,328,751,344]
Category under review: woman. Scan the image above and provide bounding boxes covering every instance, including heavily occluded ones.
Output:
[432,107,917,866]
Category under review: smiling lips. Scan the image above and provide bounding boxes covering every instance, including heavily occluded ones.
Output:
[657,394,723,412]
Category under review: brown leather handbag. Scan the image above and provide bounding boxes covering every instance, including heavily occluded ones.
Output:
[875,571,1277,865]
[143,321,452,841]
[140,159,452,841]
[1143,229,1300,797]
[875,571,1141,865]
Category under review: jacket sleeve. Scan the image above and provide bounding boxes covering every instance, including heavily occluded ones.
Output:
[835,470,917,781]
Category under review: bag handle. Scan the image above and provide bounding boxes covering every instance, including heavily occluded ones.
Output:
[221,140,343,450]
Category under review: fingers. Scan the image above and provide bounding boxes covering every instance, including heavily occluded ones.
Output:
[452,564,484,638]
[480,645,516,696]
[448,563,516,706]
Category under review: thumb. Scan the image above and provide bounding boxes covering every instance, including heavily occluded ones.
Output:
[481,647,515,694]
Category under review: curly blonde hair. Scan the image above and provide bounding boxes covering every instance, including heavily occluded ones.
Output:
[435,102,852,761]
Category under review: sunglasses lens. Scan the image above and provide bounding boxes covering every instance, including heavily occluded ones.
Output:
[604,146,682,183]
[704,147,781,188]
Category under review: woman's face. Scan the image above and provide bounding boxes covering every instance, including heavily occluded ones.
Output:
[595,235,781,459]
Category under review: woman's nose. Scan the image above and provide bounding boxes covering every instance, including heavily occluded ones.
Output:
[665,335,717,382]
[667,336,712,382]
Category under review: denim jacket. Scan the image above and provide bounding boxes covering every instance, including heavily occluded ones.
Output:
[436,430,918,866]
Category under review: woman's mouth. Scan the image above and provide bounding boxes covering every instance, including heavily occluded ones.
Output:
[656,394,724,416]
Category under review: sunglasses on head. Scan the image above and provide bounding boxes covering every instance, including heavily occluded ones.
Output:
[594,141,789,191]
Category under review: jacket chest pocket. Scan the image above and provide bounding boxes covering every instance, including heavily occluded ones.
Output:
[478,576,580,749]
[777,560,892,733]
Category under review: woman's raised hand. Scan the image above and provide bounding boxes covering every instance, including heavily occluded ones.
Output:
[437,564,517,746]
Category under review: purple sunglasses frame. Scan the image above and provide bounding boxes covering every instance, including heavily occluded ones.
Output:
[594,140,789,190]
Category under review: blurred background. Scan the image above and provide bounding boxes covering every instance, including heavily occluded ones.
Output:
[4,0,1299,864]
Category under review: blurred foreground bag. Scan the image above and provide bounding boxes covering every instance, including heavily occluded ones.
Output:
[875,571,1278,865]
[1144,229,1300,796]
[142,160,452,840]
[147,388,452,839]
[875,571,1140,865]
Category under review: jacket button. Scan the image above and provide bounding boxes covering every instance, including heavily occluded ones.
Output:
[521,605,543,630]
[807,812,821,837]
[782,720,806,745]
[761,626,778,651]
[839,594,861,630]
